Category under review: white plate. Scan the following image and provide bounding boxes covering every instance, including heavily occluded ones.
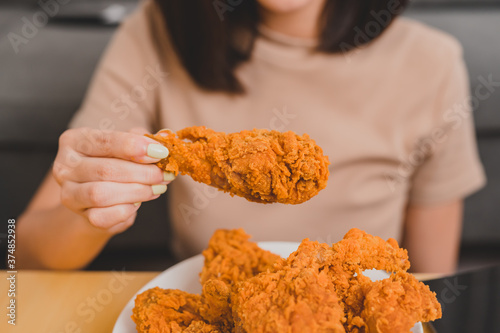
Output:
[113,242,423,333]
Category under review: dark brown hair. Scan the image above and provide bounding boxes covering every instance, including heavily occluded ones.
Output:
[155,0,409,93]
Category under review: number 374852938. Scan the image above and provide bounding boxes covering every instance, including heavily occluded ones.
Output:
[7,219,16,269]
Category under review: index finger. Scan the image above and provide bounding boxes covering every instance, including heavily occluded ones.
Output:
[68,128,169,163]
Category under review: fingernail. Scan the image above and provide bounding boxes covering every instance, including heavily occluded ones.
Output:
[134,202,141,207]
[147,144,169,159]
[163,171,176,182]
[152,184,167,195]
[158,128,173,137]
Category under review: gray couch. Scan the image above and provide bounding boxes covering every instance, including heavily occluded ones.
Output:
[1,0,499,270]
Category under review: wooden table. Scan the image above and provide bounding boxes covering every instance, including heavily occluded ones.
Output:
[0,270,440,333]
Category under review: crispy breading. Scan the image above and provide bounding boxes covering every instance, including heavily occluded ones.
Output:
[199,229,281,332]
[199,279,233,332]
[132,229,442,333]
[147,126,330,204]
[231,229,437,333]
[351,271,442,333]
[200,228,281,285]
[132,288,204,332]
[183,320,223,333]
[232,267,346,333]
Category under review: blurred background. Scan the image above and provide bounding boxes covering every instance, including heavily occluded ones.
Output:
[1,0,499,271]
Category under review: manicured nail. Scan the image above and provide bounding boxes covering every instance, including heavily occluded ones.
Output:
[152,184,167,195]
[158,128,173,137]
[147,144,169,159]
[134,202,141,207]
[163,171,176,182]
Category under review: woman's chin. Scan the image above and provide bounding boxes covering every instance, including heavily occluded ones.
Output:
[257,0,318,14]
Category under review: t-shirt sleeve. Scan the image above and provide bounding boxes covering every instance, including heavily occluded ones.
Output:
[408,48,486,205]
[68,1,163,132]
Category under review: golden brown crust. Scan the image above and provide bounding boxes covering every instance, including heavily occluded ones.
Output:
[232,267,346,333]
[132,229,442,333]
[345,271,442,333]
[132,288,205,332]
[199,279,233,332]
[147,126,330,204]
[231,229,438,333]
[200,228,281,285]
[199,229,281,332]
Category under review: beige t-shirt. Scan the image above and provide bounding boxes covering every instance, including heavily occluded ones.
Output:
[70,1,486,259]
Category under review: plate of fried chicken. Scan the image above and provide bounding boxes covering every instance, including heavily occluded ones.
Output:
[113,228,441,333]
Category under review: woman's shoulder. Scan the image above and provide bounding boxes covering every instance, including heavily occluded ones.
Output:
[116,0,176,66]
[120,0,164,38]
[378,17,464,67]
[394,17,462,52]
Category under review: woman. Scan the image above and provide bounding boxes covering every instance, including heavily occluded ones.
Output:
[17,0,485,272]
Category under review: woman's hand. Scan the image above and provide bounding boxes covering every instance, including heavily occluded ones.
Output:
[52,127,175,235]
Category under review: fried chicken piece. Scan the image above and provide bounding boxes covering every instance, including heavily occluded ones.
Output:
[329,229,410,300]
[230,239,341,333]
[283,229,410,301]
[306,229,437,333]
[332,228,410,274]
[343,274,374,332]
[132,229,280,333]
[231,239,338,333]
[133,228,441,333]
[132,287,223,333]
[132,287,221,333]
[347,271,442,333]
[331,229,413,332]
[199,279,233,331]
[232,229,420,333]
[232,267,346,333]
[147,126,330,204]
[200,228,281,285]
[183,321,223,333]
[199,229,281,332]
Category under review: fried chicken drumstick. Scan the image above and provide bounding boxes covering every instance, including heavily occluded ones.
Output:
[147,126,330,204]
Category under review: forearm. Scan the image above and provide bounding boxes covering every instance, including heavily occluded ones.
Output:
[17,205,113,270]
[403,201,463,274]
